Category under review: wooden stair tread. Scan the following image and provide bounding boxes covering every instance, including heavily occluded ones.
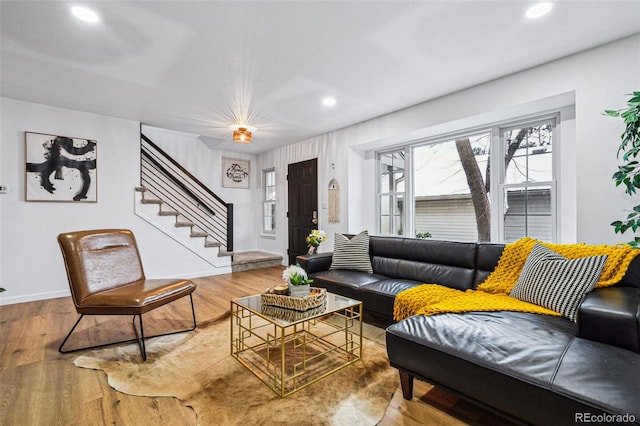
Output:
[190,231,208,238]
[175,222,195,227]
[158,210,180,216]
[141,199,163,204]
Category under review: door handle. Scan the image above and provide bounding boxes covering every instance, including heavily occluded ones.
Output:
[312,210,318,225]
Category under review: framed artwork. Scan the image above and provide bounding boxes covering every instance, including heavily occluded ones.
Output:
[25,132,97,202]
[222,157,250,189]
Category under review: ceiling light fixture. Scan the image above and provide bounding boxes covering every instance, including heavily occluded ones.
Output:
[229,125,256,144]
[71,6,100,23]
[525,2,553,19]
[322,97,337,107]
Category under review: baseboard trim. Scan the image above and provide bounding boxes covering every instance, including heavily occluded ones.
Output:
[0,289,71,306]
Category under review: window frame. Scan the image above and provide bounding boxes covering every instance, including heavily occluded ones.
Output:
[375,113,560,243]
[262,168,276,235]
[496,116,558,243]
[376,148,408,237]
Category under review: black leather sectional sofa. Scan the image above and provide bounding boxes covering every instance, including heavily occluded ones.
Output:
[297,236,640,426]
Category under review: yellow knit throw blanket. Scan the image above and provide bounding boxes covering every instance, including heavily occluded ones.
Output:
[393,237,639,321]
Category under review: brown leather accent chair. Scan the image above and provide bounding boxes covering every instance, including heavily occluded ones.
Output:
[57,229,197,361]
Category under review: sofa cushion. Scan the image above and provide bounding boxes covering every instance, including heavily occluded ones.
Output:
[370,237,477,290]
[358,279,423,318]
[474,243,505,287]
[553,338,640,418]
[510,244,607,321]
[578,287,640,353]
[310,269,386,301]
[386,311,577,387]
[330,231,373,273]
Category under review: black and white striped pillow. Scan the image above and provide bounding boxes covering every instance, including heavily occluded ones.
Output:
[509,243,607,322]
[330,231,373,274]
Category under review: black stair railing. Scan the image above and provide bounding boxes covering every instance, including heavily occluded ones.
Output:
[140,133,233,252]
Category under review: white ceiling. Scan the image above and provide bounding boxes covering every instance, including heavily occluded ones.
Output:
[1,1,639,154]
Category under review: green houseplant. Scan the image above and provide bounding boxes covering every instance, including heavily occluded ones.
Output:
[605,91,640,247]
[282,263,313,297]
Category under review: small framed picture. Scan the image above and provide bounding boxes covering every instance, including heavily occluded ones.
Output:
[222,157,250,189]
[25,132,97,202]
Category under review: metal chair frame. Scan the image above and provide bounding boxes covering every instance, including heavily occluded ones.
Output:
[59,293,197,361]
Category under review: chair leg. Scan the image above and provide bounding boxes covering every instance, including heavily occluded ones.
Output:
[58,314,85,354]
[58,294,197,361]
[131,314,147,361]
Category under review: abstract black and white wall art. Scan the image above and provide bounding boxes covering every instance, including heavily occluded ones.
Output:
[25,132,97,202]
[222,157,250,189]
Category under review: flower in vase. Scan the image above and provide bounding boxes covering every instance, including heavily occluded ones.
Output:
[306,229,327,248]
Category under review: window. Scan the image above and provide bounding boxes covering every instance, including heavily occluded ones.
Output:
[262,168,276,234]
[376,116,558,243]
[499,120,555,242]
[413,133,490,241]
[377,150,405,236]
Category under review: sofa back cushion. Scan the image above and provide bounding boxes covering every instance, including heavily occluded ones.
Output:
[370,237,477,290]
[619,255,640,289]
[475,243,505,287]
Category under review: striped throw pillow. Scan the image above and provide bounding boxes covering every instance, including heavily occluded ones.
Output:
[509,243,607,322]
[330,231,373,274]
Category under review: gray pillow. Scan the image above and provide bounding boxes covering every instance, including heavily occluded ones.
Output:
[509,243,607,322]
[330,231,373,274]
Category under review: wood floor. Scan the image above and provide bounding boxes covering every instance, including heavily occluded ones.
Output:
[0,266,513,426]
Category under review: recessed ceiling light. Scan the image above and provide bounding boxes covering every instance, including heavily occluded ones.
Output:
[322,97,337,107]
[71,6,100,23]
[526,2,553,19]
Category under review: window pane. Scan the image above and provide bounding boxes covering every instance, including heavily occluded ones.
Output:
[266,187,275,201]
[412,134,488,241]
[391,194,404,236]
[380,195,390,215]
[380,215,390,234]
[263,202,275,216]
[266,170,275,186]
[504,124,553,184]
[503,187,552,242]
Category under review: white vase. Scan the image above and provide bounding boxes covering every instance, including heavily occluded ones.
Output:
[289,284,310,298]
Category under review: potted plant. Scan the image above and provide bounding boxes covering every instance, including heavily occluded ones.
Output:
[605,91,640,247]
[282,263,313,298]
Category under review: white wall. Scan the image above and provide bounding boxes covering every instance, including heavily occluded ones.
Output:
[2,36,638,304]
[0,99,241,305]
[257,35,640,260]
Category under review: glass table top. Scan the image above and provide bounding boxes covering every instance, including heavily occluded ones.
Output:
[232,292,362,326]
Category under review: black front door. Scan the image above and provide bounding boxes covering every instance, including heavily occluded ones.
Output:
[287,158,318,264]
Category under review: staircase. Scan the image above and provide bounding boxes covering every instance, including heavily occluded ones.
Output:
[135,133,234,268]
[135,186,227,250]
[136,132,284,273]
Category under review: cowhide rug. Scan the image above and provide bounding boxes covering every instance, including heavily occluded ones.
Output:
[74,313,399,425]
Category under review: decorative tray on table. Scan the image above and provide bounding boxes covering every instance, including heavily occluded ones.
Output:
[261,303,327,322]
[261,287,327,311]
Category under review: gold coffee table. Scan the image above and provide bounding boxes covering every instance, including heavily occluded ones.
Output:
[230,292,363,397]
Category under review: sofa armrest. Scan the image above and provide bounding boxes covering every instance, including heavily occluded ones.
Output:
[578,287,640,353]
[296,252,333,274]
